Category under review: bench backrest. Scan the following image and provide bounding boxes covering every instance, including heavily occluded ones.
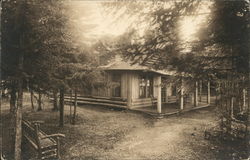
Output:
[22,120,41,149]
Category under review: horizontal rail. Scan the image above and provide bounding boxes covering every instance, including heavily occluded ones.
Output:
[64,96,127,105]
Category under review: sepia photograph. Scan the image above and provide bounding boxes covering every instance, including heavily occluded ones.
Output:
[1,0,249,159]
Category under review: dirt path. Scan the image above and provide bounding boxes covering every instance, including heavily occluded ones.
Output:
[61,105,218,160]
[102,109,217,160]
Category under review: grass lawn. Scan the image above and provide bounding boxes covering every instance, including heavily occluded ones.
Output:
[1,94,248,159]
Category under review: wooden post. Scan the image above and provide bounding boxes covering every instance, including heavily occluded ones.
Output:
[207,81,211,104]
[37,90,42,111]
[53,90,58,111]
[156,76,162,114]
[70,90,72,123]
[34,124,42,159]
[218,82,221,106]
[72,89,77,125]
[59,88,64,127]
[165,84,168,103]
[231,96,234,118]
[243,88,246,108]
[127,73,132,108]
[194,81,198,107]
[30,89,34,110]
[180,78,184,110]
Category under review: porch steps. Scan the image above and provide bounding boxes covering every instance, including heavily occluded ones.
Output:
[132,98,157,108]
[132,103,211,118]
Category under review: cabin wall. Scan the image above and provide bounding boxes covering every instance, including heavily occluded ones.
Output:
[91,86,108,97]
[153,76,158,98]
[81,70,178,109]
[106,73,111,97]
[121,73,128,98]
[87,72,110,97]
[89,71,129,99]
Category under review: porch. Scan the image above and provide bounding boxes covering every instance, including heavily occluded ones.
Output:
[132,95,214,116]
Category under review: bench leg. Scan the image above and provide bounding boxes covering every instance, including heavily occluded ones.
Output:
[38,150,42,160]
[56,137,60,159]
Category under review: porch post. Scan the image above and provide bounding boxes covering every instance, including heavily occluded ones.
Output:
[165,84,168,103]
[180,78,184,110]
[127,73,132,108]
[194,81,198,107]
[156,76,162,114]
[207,81,211,104]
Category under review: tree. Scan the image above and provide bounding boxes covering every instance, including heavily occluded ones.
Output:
[2,0,73,158]
[196,0,250,138]
[110,0,250,140]
[1,0,27,159]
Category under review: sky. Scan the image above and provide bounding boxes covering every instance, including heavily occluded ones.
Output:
[66,1,212,46]
[178,1,212,42]
[66,1,138,46]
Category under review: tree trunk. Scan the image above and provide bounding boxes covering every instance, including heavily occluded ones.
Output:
[14,79,23,160]
[194,81,198,107]
[37,90,42,111]
[14,35,24,160]
[59,88,64,127]
[30,89,34,110]
[72,90,77,125]
[53,90,58,111]
[10,86,17,113]
[70,90,72,124]
[199,81,202,102]
[9,84,17,156]
[13,1,25,159]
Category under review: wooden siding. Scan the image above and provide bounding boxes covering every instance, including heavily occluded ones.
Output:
[107,73,111,97]
[88,71,128,98]
[130,73,140,99]
[121,73,128,98]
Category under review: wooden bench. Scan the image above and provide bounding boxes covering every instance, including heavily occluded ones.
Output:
[22,120,65,160]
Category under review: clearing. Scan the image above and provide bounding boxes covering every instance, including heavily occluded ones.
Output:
[2,96,228,160]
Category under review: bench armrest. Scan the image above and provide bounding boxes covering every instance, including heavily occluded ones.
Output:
[32,121,44,125]
[41,133,65,139]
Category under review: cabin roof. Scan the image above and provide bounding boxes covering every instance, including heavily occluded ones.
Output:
[100,57,175,76]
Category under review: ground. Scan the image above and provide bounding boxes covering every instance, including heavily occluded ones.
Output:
[1,94,248,160]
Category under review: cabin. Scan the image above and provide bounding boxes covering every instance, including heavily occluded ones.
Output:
[67,57,211,114]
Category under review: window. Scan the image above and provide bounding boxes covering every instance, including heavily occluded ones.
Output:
[161,86,166,102]
[171,85,176,96]
[139,75,153,98]
[111,73,121,97]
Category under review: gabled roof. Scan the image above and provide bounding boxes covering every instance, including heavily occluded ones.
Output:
[100,56,175,76]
